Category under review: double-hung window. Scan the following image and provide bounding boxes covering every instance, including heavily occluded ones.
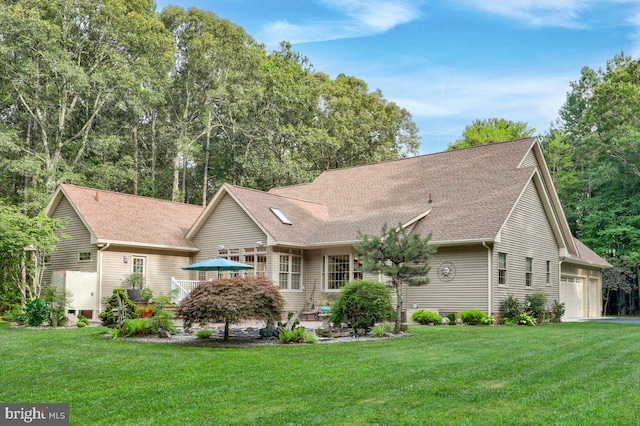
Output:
[498,252,507,286]
[546,261,551,286]
[278,252,302,291]
[525,257,533,287]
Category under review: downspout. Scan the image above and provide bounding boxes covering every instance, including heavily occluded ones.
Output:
[96,243,110,318]
[482,242,492,316]
[559,257,564,310]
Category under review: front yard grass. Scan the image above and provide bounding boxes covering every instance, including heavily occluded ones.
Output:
[2,322,640,425]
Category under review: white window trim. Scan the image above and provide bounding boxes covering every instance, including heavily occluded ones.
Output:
[132,255,147,277]
[546,260,552,287]
[278,252,303,292]
[525,257,533,287]
[497,252,508,287]
[323,253,362,292]
[78,252,92,262]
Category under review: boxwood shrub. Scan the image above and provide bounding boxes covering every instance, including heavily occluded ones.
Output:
[459,309,489,325]
[411,309,442,325]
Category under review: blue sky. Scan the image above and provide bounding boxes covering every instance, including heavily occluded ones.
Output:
[155,0,640,154]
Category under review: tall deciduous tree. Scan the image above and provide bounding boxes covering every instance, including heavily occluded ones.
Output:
[448,118,535,150]
[0,204,65,306]
[355,223,437,334]
[303,73,419,171]
[0,0,173,210]
[160,6,264,203]
[548,52,640,315]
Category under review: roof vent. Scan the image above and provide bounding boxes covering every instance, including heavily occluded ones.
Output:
[270,207,292,225]
[95,191,99,202]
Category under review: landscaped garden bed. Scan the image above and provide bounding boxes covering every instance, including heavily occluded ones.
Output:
[3,322,640,424]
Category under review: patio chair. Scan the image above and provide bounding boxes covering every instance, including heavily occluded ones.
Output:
[300,302,320,321]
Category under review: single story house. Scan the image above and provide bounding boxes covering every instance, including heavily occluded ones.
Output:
[44,138,610,319]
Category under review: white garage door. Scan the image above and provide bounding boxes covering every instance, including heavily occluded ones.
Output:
[561,277,584,318]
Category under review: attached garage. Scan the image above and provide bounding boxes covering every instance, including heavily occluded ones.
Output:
[560,277,584,318]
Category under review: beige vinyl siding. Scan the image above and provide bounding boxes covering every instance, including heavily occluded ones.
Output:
[406,246,488,314]
[493,180,560,310]
[520,148,538,168]
[526,149,574,255]
[301,249,322,310]
[99,248,192,303]
[191,194,268,276]
[44,197,97,286]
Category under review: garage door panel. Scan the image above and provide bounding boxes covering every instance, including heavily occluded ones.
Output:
[561,277,584,318]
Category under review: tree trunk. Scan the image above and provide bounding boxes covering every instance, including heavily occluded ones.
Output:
[151,112,157,183]
[133,125,139,195]
[394,279,403,334]
[182,152,188,203]
[202,111,212,206]
[224,319,230,341]
[171,153,180,202]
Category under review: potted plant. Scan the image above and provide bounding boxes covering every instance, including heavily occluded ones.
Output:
[139,304,156,319]
[124,272,145,302]
[141,287,154,304]
[153,288,179,310]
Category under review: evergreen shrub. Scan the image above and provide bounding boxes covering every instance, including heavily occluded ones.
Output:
[329,280,393,331]
[99,289,138,328]
[459,309,489,325]
[411,309,442,325]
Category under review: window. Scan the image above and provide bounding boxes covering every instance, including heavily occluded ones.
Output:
[498,252,507,286]
[546,261,551,286]
[291,256,301,290]
[278,253,302,290]
[325,254,362,290]
[525,257,533,287]
[279,255,289,289]
[327,254,350,290]
[79,252,92,262]
[245,251,267,278]
[132,256,146,277]
[353,255,364,281]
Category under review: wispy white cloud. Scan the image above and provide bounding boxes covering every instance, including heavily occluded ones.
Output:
[458,0,636,29]
[626,11,640,58]
[370,66,572,146]
[321,0,419,31]
[259,0,420,47]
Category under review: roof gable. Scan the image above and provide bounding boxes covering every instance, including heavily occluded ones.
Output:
[187,184,330,246]
[46,184,204,251]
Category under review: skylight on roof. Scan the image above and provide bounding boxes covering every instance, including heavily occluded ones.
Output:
[270,207,292,225]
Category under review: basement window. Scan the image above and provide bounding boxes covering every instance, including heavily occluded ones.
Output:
[270,207,292,225]
[78,252,92,262]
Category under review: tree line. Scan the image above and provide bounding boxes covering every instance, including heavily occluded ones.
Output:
[0,0,419,213]
[2,1,639,316]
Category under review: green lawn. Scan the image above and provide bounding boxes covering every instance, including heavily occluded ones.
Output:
[2,322,640,425]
